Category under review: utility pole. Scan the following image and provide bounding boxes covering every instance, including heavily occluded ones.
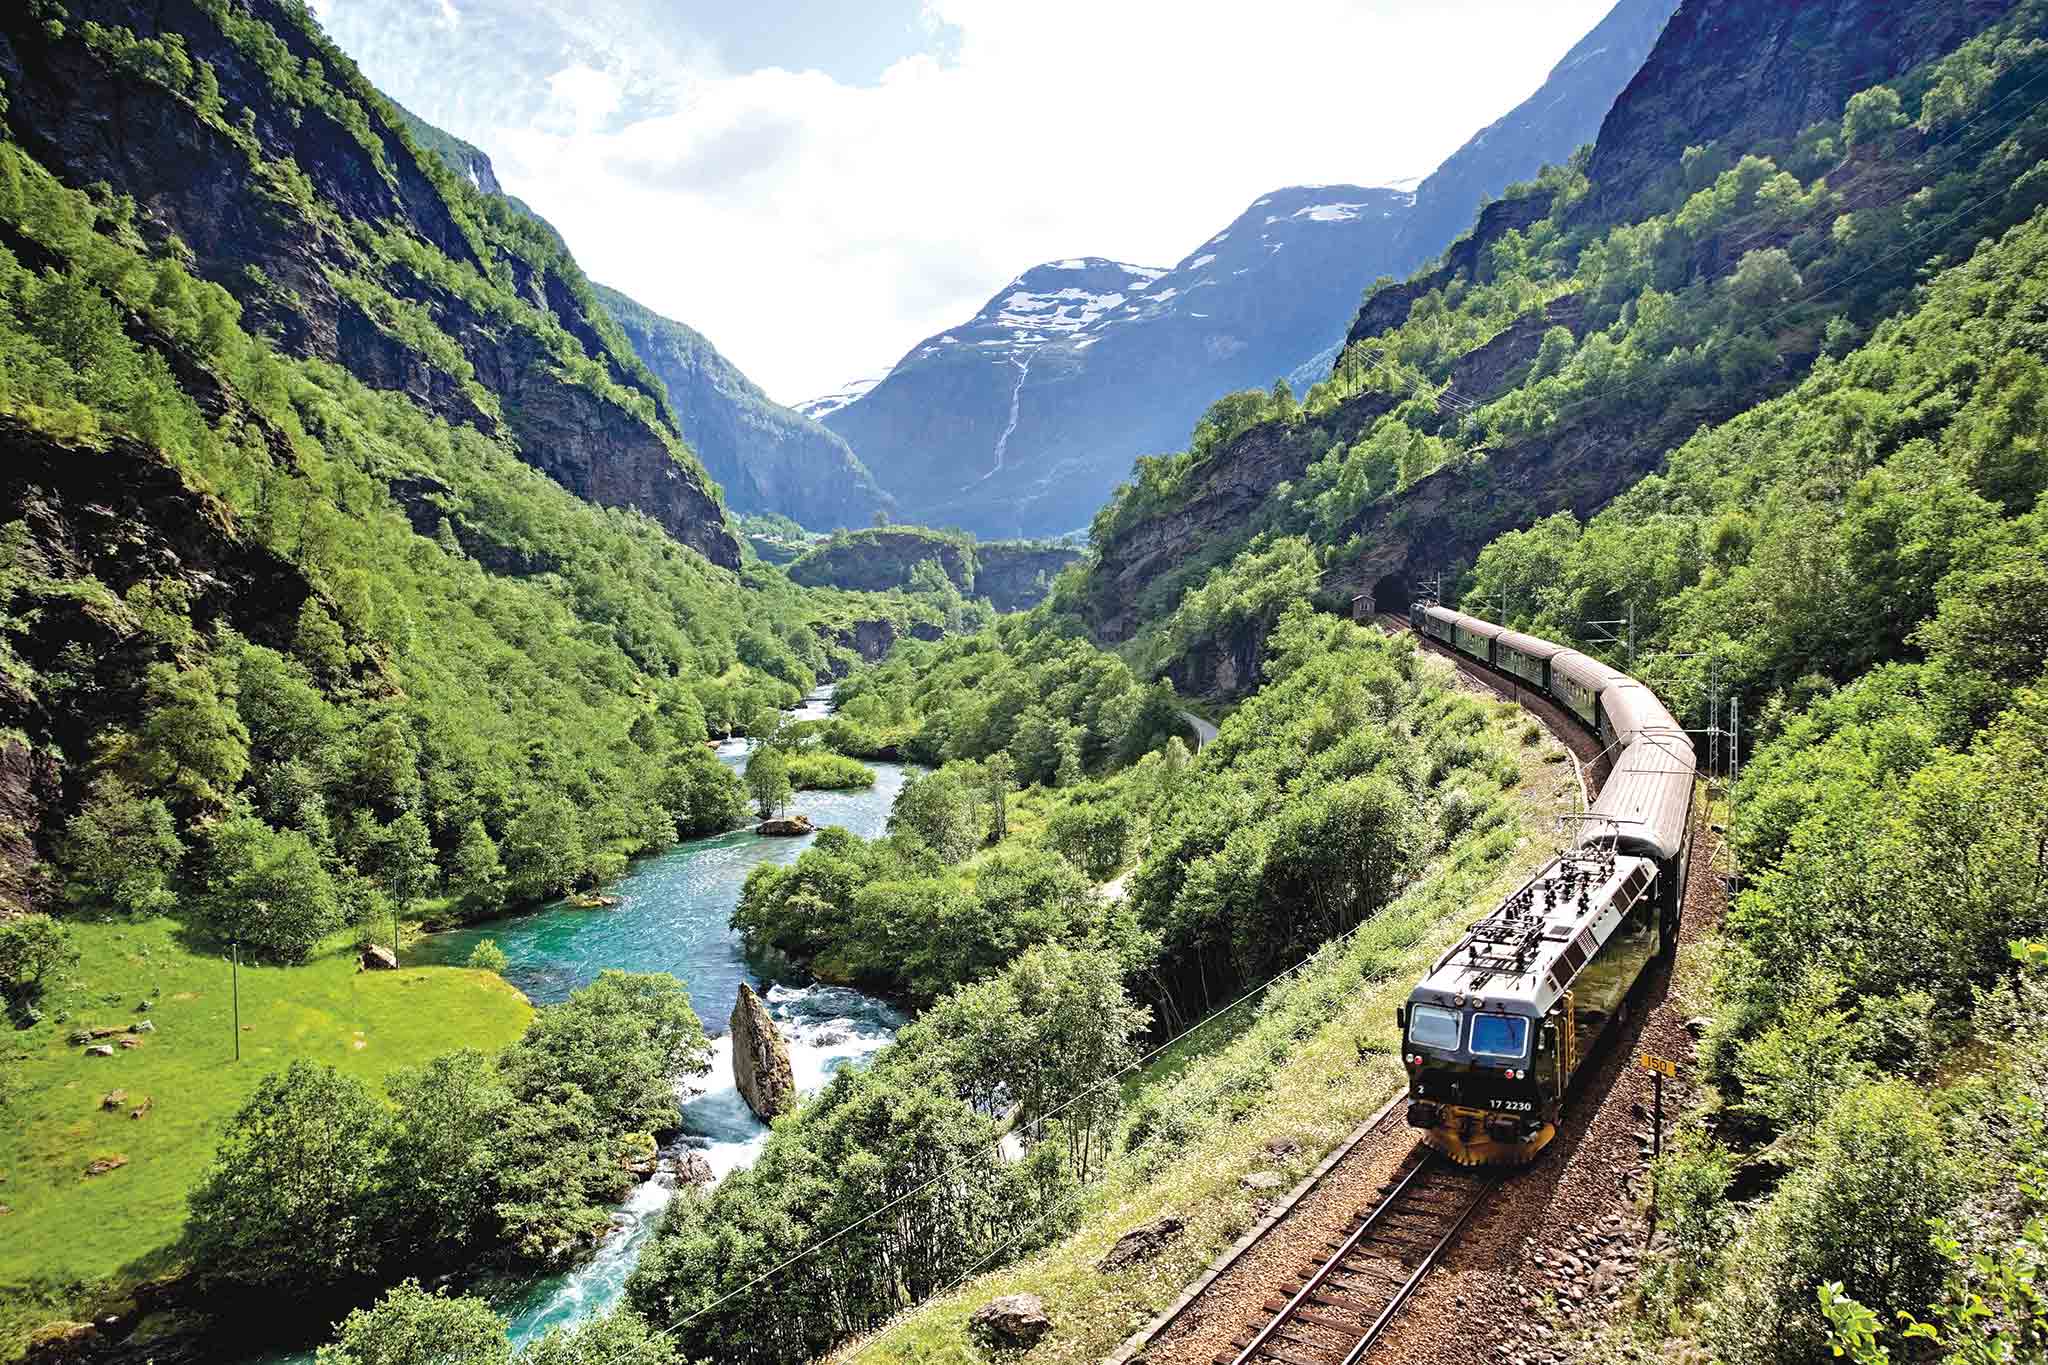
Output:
[231,939,241,1063]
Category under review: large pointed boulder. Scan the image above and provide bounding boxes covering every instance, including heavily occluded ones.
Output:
[730,983,795,1122]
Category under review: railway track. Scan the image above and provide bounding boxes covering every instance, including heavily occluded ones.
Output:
[1216,1153,1498,1365]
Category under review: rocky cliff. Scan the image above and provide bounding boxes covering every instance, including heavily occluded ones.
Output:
[0,0,739,568]
[0,410,324,909]
[1082,0,2033,689]
[595,286,891,531]
[1582,0,2020,220]
[1383,0,1679,272]
[729,982,795,1122]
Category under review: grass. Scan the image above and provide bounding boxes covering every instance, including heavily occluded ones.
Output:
[0,916,531,1356]
[829,693,1583,1363]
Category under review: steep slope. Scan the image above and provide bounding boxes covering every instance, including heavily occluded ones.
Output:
[1582,0,2021,219]
[1075,0,2040,688]
[0,0,740,568]
[596,285,892,530]
[825,0,1679,541]
[1386,0,1680,273]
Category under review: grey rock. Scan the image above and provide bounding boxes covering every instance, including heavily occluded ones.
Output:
[968,1293,1050,1350]
[1097,1214,1186,1272]
[359,944,399,972]
[730,983,796,1122]
[84,1044,114,1057]
[1240,1170,1285,1191]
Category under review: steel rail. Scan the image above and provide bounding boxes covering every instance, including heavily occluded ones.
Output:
[1226,1153,1494,1365]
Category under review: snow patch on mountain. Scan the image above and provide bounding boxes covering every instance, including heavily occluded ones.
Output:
[794,377,881,421]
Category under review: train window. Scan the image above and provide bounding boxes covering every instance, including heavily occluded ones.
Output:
[1469,1013,1529,1059]
[1408,1005,1460,1051]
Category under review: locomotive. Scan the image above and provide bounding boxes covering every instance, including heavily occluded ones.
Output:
[1397,603,1696,1166]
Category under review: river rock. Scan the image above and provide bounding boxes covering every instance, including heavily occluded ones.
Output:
[730,983,795,1122]
[755,815,814,837]
[567,891,623,909]
[676,1151,715,1186]
[968,1293,1050,1350]
[359,944,398,971]
[1097,1214,1186,1272]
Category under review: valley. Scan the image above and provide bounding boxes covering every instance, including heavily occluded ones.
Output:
[2,0,2046,1363]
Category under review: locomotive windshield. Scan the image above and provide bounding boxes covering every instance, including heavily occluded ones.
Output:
[1408,1004,1460,1050]
[1469,1013,1529,1059]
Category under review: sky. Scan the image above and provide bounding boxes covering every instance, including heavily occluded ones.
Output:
[315,0,1620,406]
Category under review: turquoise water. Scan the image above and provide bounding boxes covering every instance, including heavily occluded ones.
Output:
[271,689,911,1355]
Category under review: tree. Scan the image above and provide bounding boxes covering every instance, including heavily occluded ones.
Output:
[1842,85,1907,150]
[659,746,748,836]
[195,815,343,961]
[503,794,587,903]
[497,970,712,1135]
[449,820,506,914]
[376,1051,511,1263]
[1728,247,1802,311]
[985,752,1012,842]
[380,811,437,907]
[744,744,791,820]
[0,914,76,1023]
[520,1311,682,1365]
[186,1061,387,1293]
[313,1281,510,1365]
[135,659,249,809]
[887,770,979,861]
[56,776,184,915]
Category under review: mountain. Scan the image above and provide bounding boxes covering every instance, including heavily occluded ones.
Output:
[595,286,892,530]
[782,527,1081,612]
[1074,0,2036,689]
[0,2,741,570]
[383,110,891,531]
[822,0,1680,540]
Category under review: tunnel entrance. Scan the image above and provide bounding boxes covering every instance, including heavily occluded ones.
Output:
[1371,573,1415,616]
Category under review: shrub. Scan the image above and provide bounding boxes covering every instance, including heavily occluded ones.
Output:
[785,751,875,791]
[0,913,76,1024]
[1704,1081,1962,1365]
[466,939,508,975]
[313,1280,509,1365]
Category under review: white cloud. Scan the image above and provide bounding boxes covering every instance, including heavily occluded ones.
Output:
[388,0,1620,403]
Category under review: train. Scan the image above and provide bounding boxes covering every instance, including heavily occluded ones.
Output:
[1396,602,1696,1166]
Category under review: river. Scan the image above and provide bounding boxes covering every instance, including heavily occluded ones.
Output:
[387,687,910,1349]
